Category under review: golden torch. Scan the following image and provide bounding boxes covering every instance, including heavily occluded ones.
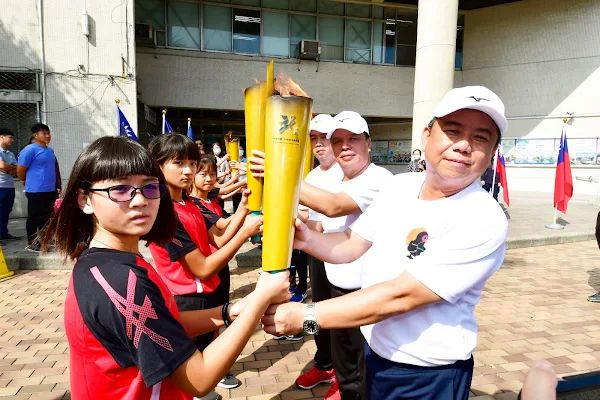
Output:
[302,133,315,179]
[244,61,274,243]
[225,132,239,175]
[261,75,312,272]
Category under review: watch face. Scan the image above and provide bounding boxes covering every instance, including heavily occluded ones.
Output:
[303,320,319,335]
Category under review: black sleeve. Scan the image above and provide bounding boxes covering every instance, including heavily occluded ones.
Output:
[74,260,197,387]
[221,209,231,219]
[208,188,220,200]
[191,198,221,230]
[162,218,198,262]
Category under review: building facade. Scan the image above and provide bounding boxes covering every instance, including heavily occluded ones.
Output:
[1,0,600,216]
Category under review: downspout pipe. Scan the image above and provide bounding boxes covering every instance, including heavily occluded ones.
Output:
[38,0,47,123]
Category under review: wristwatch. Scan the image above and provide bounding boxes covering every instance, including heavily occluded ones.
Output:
[302,304,320,335]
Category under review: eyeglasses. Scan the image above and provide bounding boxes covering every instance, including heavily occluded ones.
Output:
[87,183,167,202]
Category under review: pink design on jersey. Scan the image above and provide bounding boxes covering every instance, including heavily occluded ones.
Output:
[91,267,174,352]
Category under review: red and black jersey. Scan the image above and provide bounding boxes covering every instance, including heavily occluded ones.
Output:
[189,197,232,254]
[65,248,197,400]
[149,200,221,295]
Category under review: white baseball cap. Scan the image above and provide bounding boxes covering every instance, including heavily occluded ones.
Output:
[433,86,508,135]
[326,111,369,139]
[309,114,335,134]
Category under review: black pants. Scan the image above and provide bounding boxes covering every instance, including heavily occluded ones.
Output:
[290,250,308,294]
[0,188,15,237]
[26,191,57,246]
[232,193,242,213]
[174,292,216,351]
[309,256,333,371]
[330,285,366,400]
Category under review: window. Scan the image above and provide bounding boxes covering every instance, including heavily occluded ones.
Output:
[395,12,417,66]
[233,8,261,54]
[203,5,232,51]
[291,0,316,13]
[373,21,395,65]
[136,0,165,30]
[319,0,343,15]
[232,0,260,5]
[290,14,316,57]
[319,17,344,61]
[262,0,288,9]
[455,14,465,70]
[345,19,371,63]
[167,1,200,49]
[345,3,370,18]
[263,12,289,57]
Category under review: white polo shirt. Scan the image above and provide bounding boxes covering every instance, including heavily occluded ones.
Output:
[320,163,393,290]
[299,163,344,221]
[351,173,507,366]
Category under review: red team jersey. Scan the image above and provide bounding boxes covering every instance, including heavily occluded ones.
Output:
[190,197,228,254]
[65,248,197,400]
[149,200,220,295]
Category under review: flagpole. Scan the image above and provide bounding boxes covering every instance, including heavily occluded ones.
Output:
[490,147,499,196]
[162,109,166,134]
[546,120,568,230]
[115,99,120,137]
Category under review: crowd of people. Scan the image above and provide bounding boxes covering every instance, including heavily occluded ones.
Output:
[4,85,565,399]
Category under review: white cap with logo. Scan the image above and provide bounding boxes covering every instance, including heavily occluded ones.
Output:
[309,114,335,134]
[433,86,508,135]
[326,111,370,139]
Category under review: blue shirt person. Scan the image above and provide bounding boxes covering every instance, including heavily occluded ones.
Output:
[17,123,60,251]
[0,129,18,239]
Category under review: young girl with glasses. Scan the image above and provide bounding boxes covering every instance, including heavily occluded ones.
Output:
[40,136,290,400]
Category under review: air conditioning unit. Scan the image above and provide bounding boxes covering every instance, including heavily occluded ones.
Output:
[298,40,321,61]
[135,23,155,47]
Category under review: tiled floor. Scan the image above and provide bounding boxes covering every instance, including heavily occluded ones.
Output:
[1,241,600,399]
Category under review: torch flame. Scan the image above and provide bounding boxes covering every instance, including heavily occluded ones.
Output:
[275,72,309,97]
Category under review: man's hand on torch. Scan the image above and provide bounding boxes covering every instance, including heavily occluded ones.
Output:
[241,213,263,238]
[230,271,292,322]
[261,302,305,336]
[248,150,265,178]
[293,218,311,251]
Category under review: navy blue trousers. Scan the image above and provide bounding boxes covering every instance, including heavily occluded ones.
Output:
[365,343,474,400]
[0,188,15,237]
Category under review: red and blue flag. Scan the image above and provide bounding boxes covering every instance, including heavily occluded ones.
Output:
[554,126,573,213]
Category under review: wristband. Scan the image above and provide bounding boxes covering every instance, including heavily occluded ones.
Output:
[222,302,231,327]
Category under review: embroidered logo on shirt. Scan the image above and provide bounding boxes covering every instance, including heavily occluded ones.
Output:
[91,267,174,352]
[172,238,183,247]
[406,228,428,259]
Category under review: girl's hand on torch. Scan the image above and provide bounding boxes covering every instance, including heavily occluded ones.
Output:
[248,150,265,178]
[292,218,310,251]
[242,214,263,238]
[255,270,292,304]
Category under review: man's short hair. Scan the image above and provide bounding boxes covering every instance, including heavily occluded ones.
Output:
[0,128,14,137]
[31,122,50,134]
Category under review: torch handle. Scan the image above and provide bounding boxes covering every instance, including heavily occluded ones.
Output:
[251,210,262,244]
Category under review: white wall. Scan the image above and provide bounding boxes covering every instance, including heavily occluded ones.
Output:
[2,0,138,216]
[462,0,600,196]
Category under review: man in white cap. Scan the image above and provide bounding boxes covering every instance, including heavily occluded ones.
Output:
[261,86,509,400]
[248,111,392,400]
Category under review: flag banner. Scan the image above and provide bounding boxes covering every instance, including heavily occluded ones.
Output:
[164,119,174,134]
[496,144,510,206]
[118,106,139,142]
[187,121,193,140]
[554,125,573,213]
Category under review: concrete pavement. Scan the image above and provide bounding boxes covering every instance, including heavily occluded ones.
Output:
[1,240,600,399]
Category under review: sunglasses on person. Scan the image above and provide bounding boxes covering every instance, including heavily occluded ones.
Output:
[87,183,167,202]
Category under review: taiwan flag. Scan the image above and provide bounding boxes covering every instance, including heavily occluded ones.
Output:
[554,125,573,213]
[496,144,510,206]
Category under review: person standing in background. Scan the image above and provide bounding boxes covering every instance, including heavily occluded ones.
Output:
[407,149,426,172]
[17,123,60,252]
[0,129,19,240]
